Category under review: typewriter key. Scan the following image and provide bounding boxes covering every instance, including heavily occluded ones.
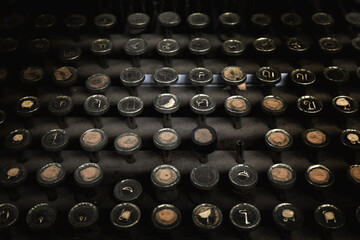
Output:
[302,129,329,163]
[90,39,113,68]
[188,67,213,93]
[286,37,310,53]
[229,164,258,194]
[0,110,6,126]
[305,165,334,193]
[333,95,358,127]
[267,163,296,201]
[192,203,222,231]
[34,14,56,31]
[265,129,293,163]
[340,129,360,162]
[272,203,304,235]
[152,204,181,230]
[153,128,181,163]
[48,95,73,129]
[154,93,180,128]
[219,12,241,28]
[117,96,143,129]
[20,66,44,86]
[4,129,32,162]
[188,38,211,67]
[111,203,141,230]
[281,12,302,28]
[319,37,342,54]
[64,14,87,42]
[120,67,145,96]
[190,94,215,126]
[222,39,246,65]
[153,67,178,92]
[127,13,150,31]
[190,165,219,191]
[253,37,276,54]
[74,163,103,203]
[297,96,323,128]
[114,179,143,203]
[94,13,117,35]
[80,128,108,163]
[290,68,316,91]
[37,163,65,201]
[312,12,334,27]
[151,165,181,202]
[26,203,57,231]
[52,66,78,89]
[58,46,82,65]
[0,203,18,240]
[84,94,110,128]
[28,38,50,56]
[225,95,251,129]
[86,73,111,93]
[314,204,345,231]
[158,12,181,38]
[191,125,217,163]
[41,129,69,163]
[0,163,28,200]
[187,13,210,36]
[124,38,147,67]
[345,12,360,28]
[156,39,180,67]
[230,203,261,232]
[323,66,349,86]
[114,133,142,163]
[15,96,40,129]
[256,66,281,95]
[251,13,272,30]
[221,66,247,95]
[68,202,99,229]
[260,95,287,128]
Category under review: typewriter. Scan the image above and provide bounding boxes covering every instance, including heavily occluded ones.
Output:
[0,0,360,239]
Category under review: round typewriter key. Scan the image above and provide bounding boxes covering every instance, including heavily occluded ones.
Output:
[312,12,334,27]
[0,38,18,54]
[0,163,28,200]
[156,39,180,67]
[127,12,150,29]
[53,66,78,88]
[74,163,103,188]
[28,38,50,56]
[114,133,142,163]
[281,12,302,27]
[225,95,251,129]
[68,202,98,229]
[253,37,276,54]
[117,96,143,129]
[34,14,56,31]
[15,96,40,129]
[4,129,32,162]
[323,66,349,87]
[188,38,211,67]
[229,164,258,194]
[86,73,111,93]
[37,163,65,201]
[41,129,69,163]
[340,129,360,162]
[154,93,180,128]
[120,67,145,96]
[333,95,358,127]
[191,125,217,163]
[221,66,247,95]
[314,204,345,231]
[345,12,360,28]
[114,179,143,203]
[190,165,219,191]
[297,95,323,128]
[290,68,316,87]
[222,39,246,64]
[192,204,222,231]
[230,203,261,232]
[153,128,181,163]
[124,38,147,67]
[64,14,86,42]
[219,12,241,29]
[153,67,178,92]
[306,165,334,189]
[319,37,342,54]
[268,163,296,201]
[251,13,272,29]
[158,12,181,37]
[80,128,108,163]
[20,66,44,86]
[302,129,329,163]
[190,94,216,126]
[151,165,181,202]
[256,66,281,94]
[286,37,310,53]
[111,203,141,230]
[187,12,210,30]
[26,203,57,231]
[188,67,213,93]
[265,129,293,163]
[59,46,82,65]
[48,95,73,129]
[0,203,19,231]
[272,203,303,233]
[84,94,110,128]
[94,13,117,35]
[90,39,113,68]
[260,95,287,128]
[152,204,181,230]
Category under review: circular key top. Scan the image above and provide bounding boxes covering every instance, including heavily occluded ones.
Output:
[187,13,210,29]
[190,165,219,191]
[314,204,345,230]
[153,67,178,92]
[20,66,44,85]
[110,203,141,230]
[267,163,296,190]
[192,203,222,230]
[58,46,82,65]
[323,66,349,86]
[114,133,142,163]
[86,73,111,93]
[80,128,108,163]
[127,13,150,29]
[273,203,304,231]
[0,203,19,230]
[68,202,98,229]
[230,203,261,232]
[305,164,334,189]
[228,164,258,193]
[26,203,57,230]
[74,163,103,189]
[34,14,56,30]
[151,204,181,230]
[114,179,143,203]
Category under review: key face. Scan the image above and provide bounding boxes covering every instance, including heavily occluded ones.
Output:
[0,204,18,230]
[111,203,140,228]
[187,13,210,29]
[290,69,316,86]
[332,96,359,115]
[68,202,98,229]
[273,203,303,231]
[26,203,57,230]
[94,13,117,30]
[127,13,150,29]
[84,95,110,116]
[156,39,180,56]
[287,37,310,52]
[311,12,334,26]
[230,203,261,231]
[297,96,323,114]
[192,204,222,229]
[314,204,345,230]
